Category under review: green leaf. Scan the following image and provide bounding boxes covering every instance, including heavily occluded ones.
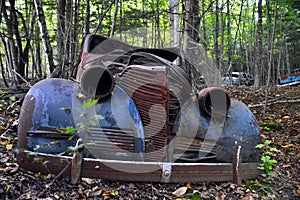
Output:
[261,174,267,178]
[264,140,271,145]
[186,193,202,200]
[68,135,75,141]
[269,159,277,164]
[270,147,279,152]
[83,99,99,109]
[65,127,77,133]
[9,96,16,101]
[33,157,44,164]
[258,166,265,170]
[267,171,275,177]
[256,144,264,149]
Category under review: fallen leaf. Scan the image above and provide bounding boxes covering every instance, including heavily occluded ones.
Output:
[293,189,300,196]
[91,186,102,196]
[82,177,94,185]
[102,190,118,197]
[6,144,13,150]
[242,196,251,200]
[0,140,8,146]
[186,183,192,189]
[172,187,188,197]
[9,164,19,173]
[283,115,290,119]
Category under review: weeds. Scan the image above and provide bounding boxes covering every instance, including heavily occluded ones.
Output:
[244,140,279,198]
[255,140,279,181]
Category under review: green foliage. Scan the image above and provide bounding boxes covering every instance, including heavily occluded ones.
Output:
[255,140,279,181]
[66,143,86,153]
[83,99,99,109]
[33,141,60,152]
[243,140,279,198]
[186,193,202,200]
[244,180,277,198]
[0,91,5,105]
[259,122,282,131]
[77,98,103,131]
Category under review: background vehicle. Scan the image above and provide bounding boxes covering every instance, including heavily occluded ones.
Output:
[278,68,300,85]
[222,72,243,86]
[241,72,254,86]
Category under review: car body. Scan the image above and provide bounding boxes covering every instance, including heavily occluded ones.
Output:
[222,72,243,86]
[278,68,300,85]
[241,72,254,86]
[17,34,261,183]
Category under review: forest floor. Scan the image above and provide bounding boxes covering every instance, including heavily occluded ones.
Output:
[0,84,299,200]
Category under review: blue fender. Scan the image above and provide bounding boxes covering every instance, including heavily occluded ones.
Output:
[216,100,261,162]
[18,78,144,161]
[172,99,260,162]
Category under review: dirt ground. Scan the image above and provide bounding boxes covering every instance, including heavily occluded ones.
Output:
[0,85,299,200]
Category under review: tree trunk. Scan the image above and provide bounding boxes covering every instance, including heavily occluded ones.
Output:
[0,52,8,87]
[226,0,232,73]
[232,0,244,71]
[34,0,55,73]
[70,0,79,77]
[2,4,18,85]
[192,0,200,43]
[168,0,180,48]
[85,0,90,35]
[35,24,43,78]
[169,0,175,46]
[214,0,219,69]
[56,0,66,69]
[201,0,208,52]
[254,0,263,88]
[10,0,26,82]
[219,0,225,71]
[110,0,118,38]
[264,0,278,118]
[183,0,192,54]
[155,0,161,47]
[0,0,4,25]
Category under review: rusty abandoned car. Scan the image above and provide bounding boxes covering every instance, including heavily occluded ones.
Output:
[17,34,261,183]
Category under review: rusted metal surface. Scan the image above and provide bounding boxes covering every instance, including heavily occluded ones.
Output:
[197,87,231,117]
[18,78,80,152]
[117,65,169,161]
[17,34,262,183]
[80,66,114,99]
[17,152,260,183]
[216,100,261,163]
[18,78,145,161]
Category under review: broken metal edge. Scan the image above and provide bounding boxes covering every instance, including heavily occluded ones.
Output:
[16,152,260,183]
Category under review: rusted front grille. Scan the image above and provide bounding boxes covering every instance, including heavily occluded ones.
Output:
[117,66,169,161]
[173,136,217,161]
[84,126,139,160]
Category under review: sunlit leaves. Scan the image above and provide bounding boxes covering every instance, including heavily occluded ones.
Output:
[83,98,99,109]
[256,140,279,181]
